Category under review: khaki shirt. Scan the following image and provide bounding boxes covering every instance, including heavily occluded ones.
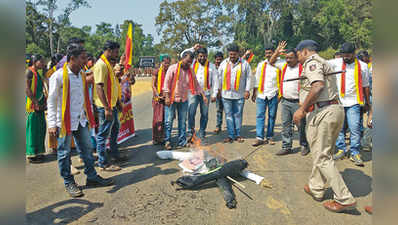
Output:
[93,59,119,108]
[299,54,339,104]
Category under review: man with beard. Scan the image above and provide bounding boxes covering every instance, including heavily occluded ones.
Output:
[269,43,310,156]
[93,41,127,172]
[185,47,218,139]
[219,43,252,143]
[163,51,206,150]
[48,44,114,197]
[328,43,370,166]
[293,40,356,213]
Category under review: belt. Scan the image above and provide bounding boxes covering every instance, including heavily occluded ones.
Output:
[307,99,339,112]
[282,97,299,103]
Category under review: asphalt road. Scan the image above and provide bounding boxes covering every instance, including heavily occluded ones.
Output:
[26,78,372,225]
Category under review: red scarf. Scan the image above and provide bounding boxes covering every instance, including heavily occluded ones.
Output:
[170,62,195,103]
[340,59,364,104]
[193,60,210,90]
[60,63,96,137]
[279,63,303,97]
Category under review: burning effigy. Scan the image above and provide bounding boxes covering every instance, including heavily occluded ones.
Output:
[156,134,271,209]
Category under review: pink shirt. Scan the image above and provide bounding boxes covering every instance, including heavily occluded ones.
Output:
[163,63,202,102]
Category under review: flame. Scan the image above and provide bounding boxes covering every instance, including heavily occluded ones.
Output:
[190,131,227,163]
[190,132,202,148]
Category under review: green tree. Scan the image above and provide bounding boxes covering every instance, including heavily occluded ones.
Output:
[31,0,90,56]
[155,0,231,55]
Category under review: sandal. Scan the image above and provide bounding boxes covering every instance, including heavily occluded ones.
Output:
[223,137,233,143]
[235,136,245,143]
[99,164,121,172]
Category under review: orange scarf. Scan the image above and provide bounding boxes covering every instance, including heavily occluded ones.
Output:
[278,63,303,97]
[100,54,115,108]
[223,60,242,91]
[340,59,364,104]
[247,52,254,63]
[194,60,210,90]
[258,62,281,94]
[26,67,38,112]
[170,62,182,103]
[60,63,96,137]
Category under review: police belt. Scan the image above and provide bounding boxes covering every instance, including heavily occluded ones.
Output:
[307,99,339,112]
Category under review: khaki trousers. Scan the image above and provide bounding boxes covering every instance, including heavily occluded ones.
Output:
[306,104,355,205]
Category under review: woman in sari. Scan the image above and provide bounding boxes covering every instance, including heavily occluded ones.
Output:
[151,54,171,145]
[26,55,47,163]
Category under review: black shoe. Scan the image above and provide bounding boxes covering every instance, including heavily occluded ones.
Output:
[86,175,114,187]
[301,146,310,156]
[276,149,291,156]
[28,157,43,164]
[65,183,83,197]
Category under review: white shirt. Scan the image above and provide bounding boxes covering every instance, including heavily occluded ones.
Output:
[47,66,88,130]
[192,60,219,97]
[218,58,252,99]
[274,60,301,99]
[254,60,280,99]
[328,58,370,107]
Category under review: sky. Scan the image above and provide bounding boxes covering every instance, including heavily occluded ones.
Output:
[57,0,164,44]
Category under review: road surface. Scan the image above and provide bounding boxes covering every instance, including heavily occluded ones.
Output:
[26,77,372,225]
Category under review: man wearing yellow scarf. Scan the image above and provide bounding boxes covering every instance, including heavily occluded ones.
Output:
[93,41,127,171]
[47,44,114,197]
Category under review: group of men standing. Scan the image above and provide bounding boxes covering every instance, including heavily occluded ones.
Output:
[25,36,372,213]
[151,40,372,213]
[26,38,134,197]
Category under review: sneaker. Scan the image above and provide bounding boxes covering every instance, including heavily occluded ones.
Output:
[86,175,114,187]
[333,149,346,160]
[301,146,310,156]
[276,149,291,156]
[350,154,364,167]
[165,141,172,150]
[65,183,83,197]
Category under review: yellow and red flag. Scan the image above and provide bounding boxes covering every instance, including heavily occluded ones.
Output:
[124,23,134,71]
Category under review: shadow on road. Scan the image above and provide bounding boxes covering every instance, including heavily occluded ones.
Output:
[103,165,179,194]
[342,168,372,198]
[26,199,103,225]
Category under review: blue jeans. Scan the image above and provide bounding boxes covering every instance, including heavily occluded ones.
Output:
[188,94,210,137]
[222,98,245,139]
[216,97,224,129]
[336,104,361,156]
[96,107,120,167]
[164,101,188,146]
[57,124,97,185]
[256,95,278,140]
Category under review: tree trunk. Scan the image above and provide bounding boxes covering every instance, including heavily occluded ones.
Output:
[49,6,54,57]
[56,37,60,53]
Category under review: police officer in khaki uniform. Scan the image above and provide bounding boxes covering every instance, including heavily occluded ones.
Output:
[293,40,357,213]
